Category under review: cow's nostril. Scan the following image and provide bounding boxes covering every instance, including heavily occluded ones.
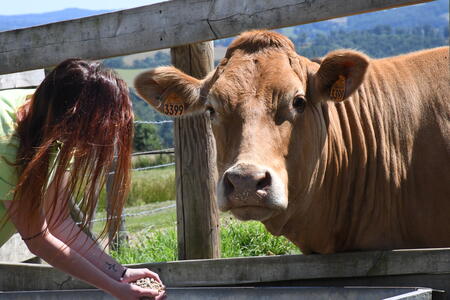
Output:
[257,171,272,190]
[223,172,235,197]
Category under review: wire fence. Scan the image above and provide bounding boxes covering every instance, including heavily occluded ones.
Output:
[79,203,176,225]
[108,162,175,175]
[134,120,173,125]
[101,120,176,243]
[132,148,174,156]
[129,120,175,172]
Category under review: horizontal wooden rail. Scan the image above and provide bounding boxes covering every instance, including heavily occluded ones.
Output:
[0,0,433,75]
[1,248,449,291]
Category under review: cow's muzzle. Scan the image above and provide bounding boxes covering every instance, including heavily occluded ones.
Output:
[217,163,287,221]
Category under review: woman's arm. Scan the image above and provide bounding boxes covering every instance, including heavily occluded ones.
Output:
[23,226,124,295]
[50,217,126,281]
[50,217,163,285]
[44,174,163,285]
[4,199,163,300]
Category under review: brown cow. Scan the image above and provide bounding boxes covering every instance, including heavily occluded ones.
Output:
[135,31,450,254]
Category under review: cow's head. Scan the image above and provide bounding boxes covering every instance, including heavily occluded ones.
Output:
[135,31,369,234]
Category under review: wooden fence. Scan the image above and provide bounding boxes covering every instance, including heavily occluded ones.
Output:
[2,248,450,293]
[0,0,434,263]
[0,0,432,75]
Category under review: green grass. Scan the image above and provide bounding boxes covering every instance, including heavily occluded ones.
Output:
[112,227,178,263]
[110,215,300,264]
[92,200,177,234]
[132,154,173,169]
[124,203,176,232]
[220,217,300,258]
[127,166,175,207]
[96,165,175,211]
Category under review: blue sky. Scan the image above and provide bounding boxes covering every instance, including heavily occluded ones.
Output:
[1,0,164,15]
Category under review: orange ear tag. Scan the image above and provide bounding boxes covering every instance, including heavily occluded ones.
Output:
[330,75,346,102]
[163,93,185,116]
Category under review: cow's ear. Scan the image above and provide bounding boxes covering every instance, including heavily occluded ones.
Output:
[134,66,203,117]
[313,50,369,102]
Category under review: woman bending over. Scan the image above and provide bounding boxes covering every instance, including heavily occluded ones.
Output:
[0,59,165,299]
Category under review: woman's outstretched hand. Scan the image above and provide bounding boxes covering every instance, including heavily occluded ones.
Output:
[117,267,166,300]
[121,268,164,286]
[113,280,166,300]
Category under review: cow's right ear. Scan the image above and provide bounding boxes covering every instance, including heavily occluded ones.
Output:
[134,66,203,117]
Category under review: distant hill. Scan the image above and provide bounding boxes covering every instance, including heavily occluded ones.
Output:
[222,0,449,46]
[0,8,111,31]
[296,0,448,32]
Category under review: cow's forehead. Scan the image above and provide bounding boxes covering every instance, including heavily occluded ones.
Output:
[208,50,306,108]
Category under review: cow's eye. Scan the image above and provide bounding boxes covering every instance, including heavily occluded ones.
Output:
[293,95,307,113]
[206,106,216,118]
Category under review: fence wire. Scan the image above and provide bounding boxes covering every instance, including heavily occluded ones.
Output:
[133,162,175,172]
[78,203,176,225]
[126,120,176,173]
[109,162,175,175]
[96,120,176,227]
[134,120,173,125]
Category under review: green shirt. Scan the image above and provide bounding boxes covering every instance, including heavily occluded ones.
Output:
[0,89,34,247]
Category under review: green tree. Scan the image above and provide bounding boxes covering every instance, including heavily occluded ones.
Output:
[133,123,162,152]
[129,89,174,148]
[102,57,125,69]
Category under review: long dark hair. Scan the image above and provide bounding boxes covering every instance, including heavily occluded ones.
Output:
[9,58,133,241]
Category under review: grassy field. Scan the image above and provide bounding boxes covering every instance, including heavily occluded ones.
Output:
[115,69,148,87]
[127,164,175,207]
[110,215,300,264]
[96,164,175,211]
[92,200,176,234]
[93,198,301,263]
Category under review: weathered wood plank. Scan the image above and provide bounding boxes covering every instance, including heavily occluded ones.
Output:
[146,248,450,287]
[171,42,220,260]
[0,69,44,90]
[1,249,449,291]
[0,0,433,75]
[0,234,35,263]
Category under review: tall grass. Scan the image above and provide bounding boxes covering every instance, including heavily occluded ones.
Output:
[111,217,300,264]
[96,165,175,211]
[127,166,175,207]
[112,228,178,263]
[132,154,174,169]
[220,218,300,257]
[128,155,175,206]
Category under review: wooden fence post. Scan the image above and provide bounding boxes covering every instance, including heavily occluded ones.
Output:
[171,42,220,260]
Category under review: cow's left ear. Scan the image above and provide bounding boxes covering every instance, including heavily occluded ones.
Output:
[313,50,369,102]
[134,66,204,117]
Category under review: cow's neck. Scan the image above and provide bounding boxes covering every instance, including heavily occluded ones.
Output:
[275,62,419,253]
[317,89,381,252]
